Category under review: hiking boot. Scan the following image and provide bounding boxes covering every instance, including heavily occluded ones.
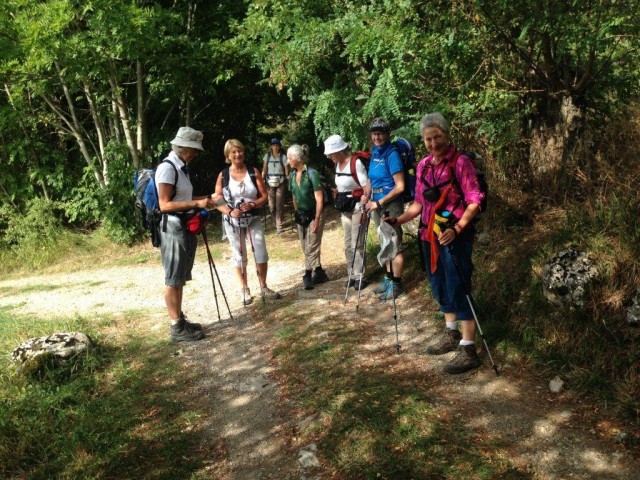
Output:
[260,286,282,300]
[443,344,482,374]
[240,288,253,305]
[379,281,404,301]
[312,267,329,285]
[353,278,370,290]
[426,329,462,355]
[373,277,390,294]
[303,273,314,290]
[180,312,202,332]
[170,319,205,342]
[344,278,356,288]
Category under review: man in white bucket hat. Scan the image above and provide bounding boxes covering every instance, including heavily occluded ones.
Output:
[156,126,216,342]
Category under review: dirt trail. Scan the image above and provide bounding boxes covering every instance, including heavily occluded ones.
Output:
[1,218,639,479]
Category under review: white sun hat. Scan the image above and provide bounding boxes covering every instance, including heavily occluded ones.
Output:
[170,127,204,151]
[323,134,349,155]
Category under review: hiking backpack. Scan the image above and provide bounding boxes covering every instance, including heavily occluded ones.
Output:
[450,151,488,213]
[133,160,178,247]
[336,150,370,187]
[391,138,417,203]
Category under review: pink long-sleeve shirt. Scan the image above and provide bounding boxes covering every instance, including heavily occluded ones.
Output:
[415,144,484,241]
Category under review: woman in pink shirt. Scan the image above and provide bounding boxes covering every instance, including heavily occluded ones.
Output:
[386,112,485,374]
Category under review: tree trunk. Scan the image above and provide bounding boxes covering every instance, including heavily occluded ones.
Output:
[136,59,147,165]
[108,63,140,169]
[83,82,107,162]
[527,94,583,193]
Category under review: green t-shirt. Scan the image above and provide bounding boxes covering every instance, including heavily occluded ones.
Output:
[289,166,321,212]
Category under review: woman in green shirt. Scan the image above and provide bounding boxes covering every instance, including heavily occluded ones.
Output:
[287,144,329,290]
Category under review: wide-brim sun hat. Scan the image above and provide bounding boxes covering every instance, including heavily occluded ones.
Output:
[170,126,204,151]
[324,134,349,155]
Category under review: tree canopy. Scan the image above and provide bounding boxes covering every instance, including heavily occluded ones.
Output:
[1,0,638,241]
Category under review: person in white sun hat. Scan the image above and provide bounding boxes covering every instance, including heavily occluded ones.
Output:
[156,126,216,343]
[324,134,370,289]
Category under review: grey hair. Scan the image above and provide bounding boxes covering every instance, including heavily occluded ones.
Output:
[420,112,450,135]
[287,144,310,164]
[171,144,186,154]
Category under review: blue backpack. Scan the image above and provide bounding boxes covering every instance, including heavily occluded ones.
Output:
[391,138,417,203]
[133,160,178,247]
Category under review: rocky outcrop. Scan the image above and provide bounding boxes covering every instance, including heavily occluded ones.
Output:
[12,332,93,368]
[542,247,597,307]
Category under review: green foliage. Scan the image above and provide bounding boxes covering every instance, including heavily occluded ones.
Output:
[101,142,140,244]
[0,197,62,249]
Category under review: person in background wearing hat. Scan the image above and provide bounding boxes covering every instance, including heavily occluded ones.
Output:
[363,117,406,301]
[262,138,290,234]
[287,144,329,290]
[157,126,216,342]
[385,112,484,374]
[324,134,369,288]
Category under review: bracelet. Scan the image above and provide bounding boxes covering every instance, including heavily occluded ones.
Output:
[454,223,464,233]
[375,200,381,209]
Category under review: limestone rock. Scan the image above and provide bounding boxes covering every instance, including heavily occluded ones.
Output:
[542,247,597,307]
[626,287,640,326]
[12,332,93,367]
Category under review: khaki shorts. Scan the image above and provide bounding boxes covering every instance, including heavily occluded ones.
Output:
[160,215,198,287]
[371,198,404,244]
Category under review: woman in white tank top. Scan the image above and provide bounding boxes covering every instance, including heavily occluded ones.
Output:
[214,139,282,305]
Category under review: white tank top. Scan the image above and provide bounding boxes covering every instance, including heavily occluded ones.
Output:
[226,169,259,206]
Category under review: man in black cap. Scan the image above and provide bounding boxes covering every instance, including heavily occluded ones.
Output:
[261,138,290,234]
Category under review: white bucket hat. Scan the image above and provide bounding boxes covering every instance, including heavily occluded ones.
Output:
[170,127,204,151]
[377,221,400,266]
[324,134,349,155]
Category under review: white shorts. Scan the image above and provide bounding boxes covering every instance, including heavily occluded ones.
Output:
[222,215,268,268]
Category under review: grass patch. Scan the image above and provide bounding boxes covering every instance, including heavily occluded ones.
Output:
[0,310,218,479]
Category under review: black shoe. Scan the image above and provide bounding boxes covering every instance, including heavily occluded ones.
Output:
[353,278,369,290]
[303,273,314,290]
[344,278,356,288]
[180,312,202,332]
[312,267,329,285]
[170,319,205,342]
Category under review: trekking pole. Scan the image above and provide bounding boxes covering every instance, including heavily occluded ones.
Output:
[446,244,499,376]
[344,204,366,305]
[235,210,248,309]
[201,227,233,322]
[383,211,401,354]
[245,221,265,306]
[355,213,370,314]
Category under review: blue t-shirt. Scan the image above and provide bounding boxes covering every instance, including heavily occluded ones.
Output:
[368,142,403,201]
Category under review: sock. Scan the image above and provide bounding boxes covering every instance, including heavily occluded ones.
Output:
[315,266,323,272]
[460,339,475,346]
[392,276,402,284]
[305,269,312,276]
[170,318,181,326]
[385,272,393,279]
[446,322,458,330]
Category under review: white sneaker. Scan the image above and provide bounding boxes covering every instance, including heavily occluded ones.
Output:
[240,288,253,305]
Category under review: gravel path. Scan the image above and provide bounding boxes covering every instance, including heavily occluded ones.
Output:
[2,217,639,479]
